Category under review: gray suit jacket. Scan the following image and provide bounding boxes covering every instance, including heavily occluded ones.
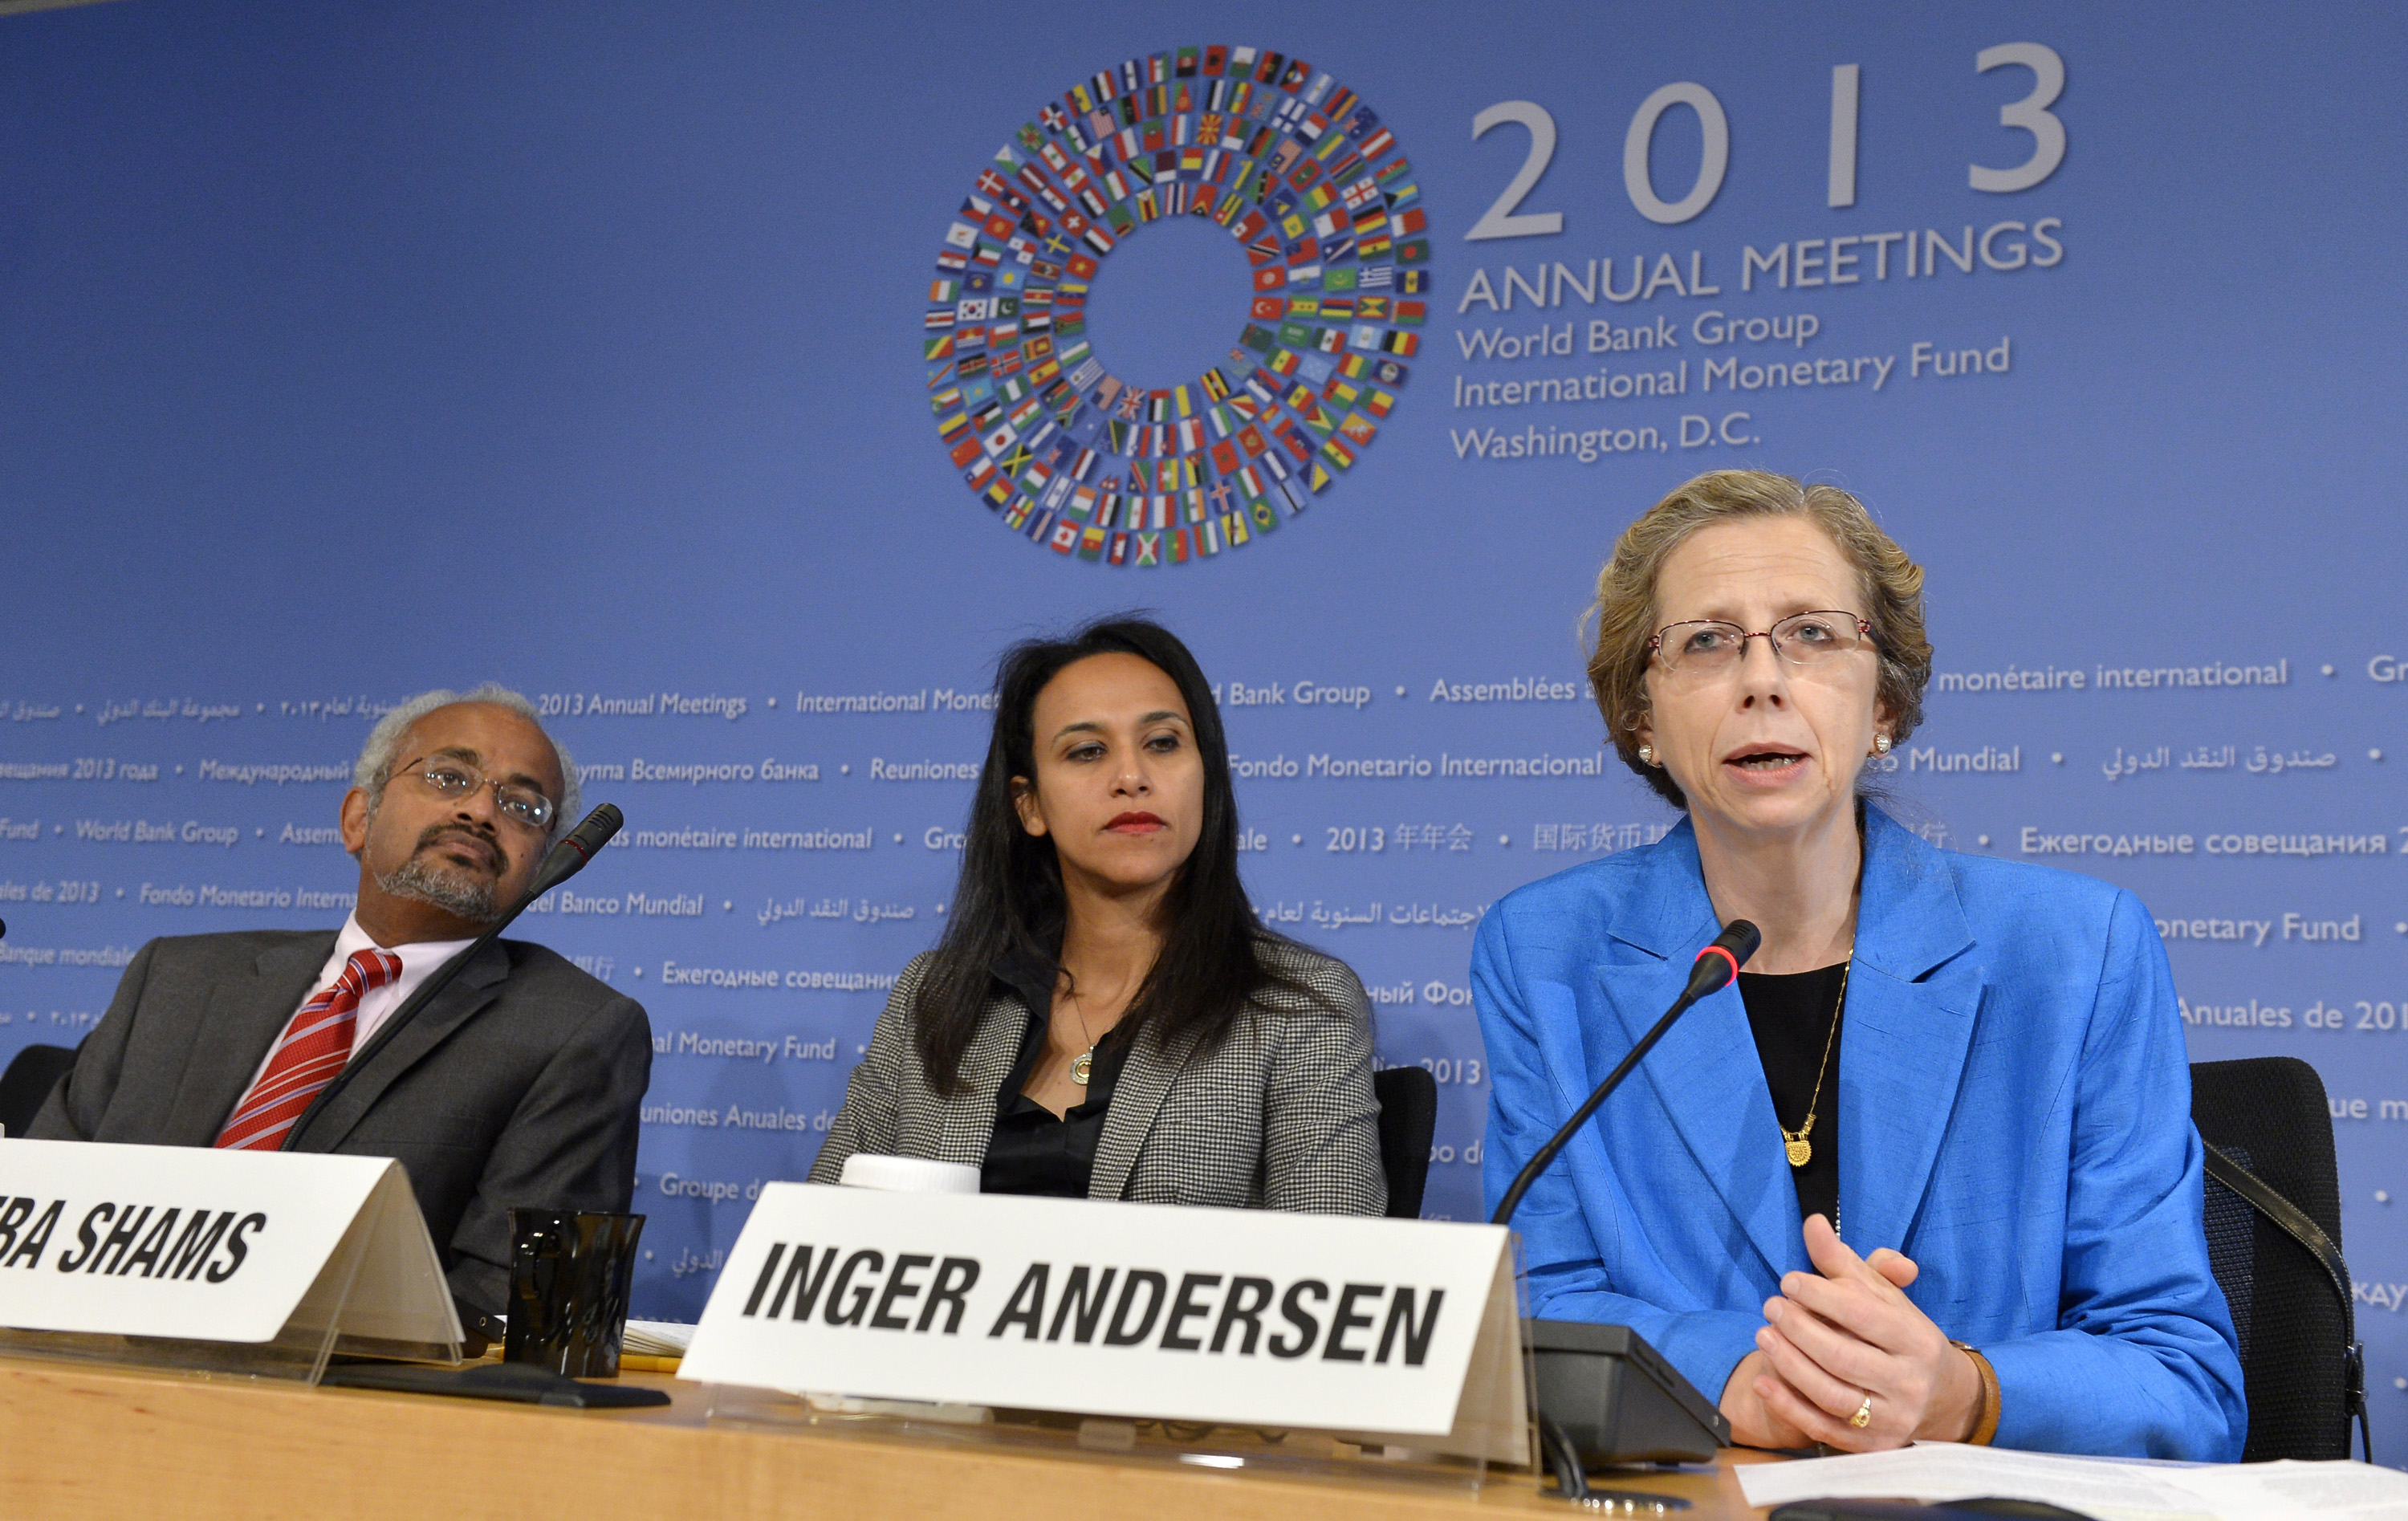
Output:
[28,930,652,1312]
[808,937,1385,1214]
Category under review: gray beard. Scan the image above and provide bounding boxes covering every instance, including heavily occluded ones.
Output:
[377,856,502,925]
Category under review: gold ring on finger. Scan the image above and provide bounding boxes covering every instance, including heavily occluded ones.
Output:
[1849,1393,1873,1429]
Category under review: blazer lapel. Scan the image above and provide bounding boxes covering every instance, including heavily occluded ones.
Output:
[934,994,1024,1168]
[1597,825,1800,1279]
[291,940,510,1153]
[1834,812,1984,1255]
[165,934,334,1144]
[1090,1019,1206,1200]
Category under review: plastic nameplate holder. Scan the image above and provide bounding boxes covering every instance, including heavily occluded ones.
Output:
[0,1138,462,1384]
[681,1185,1531,1491]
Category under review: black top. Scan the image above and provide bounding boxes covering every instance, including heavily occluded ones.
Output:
[1737,962,1848,1233]
[979,957,1136,1199]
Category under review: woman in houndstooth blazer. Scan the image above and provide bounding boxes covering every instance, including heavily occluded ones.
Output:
[809,617,1384,1214]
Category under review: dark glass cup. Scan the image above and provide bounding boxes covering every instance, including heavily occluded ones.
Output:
[503,1209,645,1378]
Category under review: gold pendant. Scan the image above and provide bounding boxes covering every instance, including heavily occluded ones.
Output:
[1070,1050,1092,1086]
[1785,1137,1812,1168]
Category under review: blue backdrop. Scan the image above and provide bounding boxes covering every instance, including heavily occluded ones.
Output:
[2,0,2402,1442]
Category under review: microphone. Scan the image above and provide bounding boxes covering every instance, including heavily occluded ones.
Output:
[283,803,624,1155]
[1489,919,1760,1229]
[1494,919,1760,1486]
[521,803,625,902]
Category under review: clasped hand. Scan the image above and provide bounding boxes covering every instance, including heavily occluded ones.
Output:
[1719,1214,1981,1451]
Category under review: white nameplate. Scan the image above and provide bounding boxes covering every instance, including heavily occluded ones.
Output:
[680,1185,1526,1459]
[0,1138,459,1351]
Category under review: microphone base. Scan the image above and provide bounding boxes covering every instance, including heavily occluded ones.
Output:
[1526,1320,1731,1469]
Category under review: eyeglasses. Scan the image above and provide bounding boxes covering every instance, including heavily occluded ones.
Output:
[1647,611,1875,674]
[390,754,556,832]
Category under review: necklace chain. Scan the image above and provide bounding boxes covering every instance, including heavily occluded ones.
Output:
[1062,982,1100,1087]
[1780,958,1850,1168]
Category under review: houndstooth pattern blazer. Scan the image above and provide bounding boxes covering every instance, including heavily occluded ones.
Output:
[807,937,1385,1214]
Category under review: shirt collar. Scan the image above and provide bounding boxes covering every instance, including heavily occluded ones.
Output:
[334,911,478,983]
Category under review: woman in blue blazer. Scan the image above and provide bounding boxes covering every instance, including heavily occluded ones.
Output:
[1475,471,2243,1460]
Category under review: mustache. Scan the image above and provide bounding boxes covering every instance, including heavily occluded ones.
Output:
[413,823,505,873]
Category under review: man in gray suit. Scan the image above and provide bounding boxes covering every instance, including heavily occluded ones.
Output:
[31,684,651,1314]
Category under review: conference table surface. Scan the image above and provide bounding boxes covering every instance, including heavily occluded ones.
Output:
[0,1351,1784,1519]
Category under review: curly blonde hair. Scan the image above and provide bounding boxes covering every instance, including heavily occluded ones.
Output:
[1586,471,1932,809]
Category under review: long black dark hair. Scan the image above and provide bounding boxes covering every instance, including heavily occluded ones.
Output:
[912,615,1293,1095]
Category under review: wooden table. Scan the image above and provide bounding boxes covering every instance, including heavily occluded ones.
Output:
[0,1353,1777,1519]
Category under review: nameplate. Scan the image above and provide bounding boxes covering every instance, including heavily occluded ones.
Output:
[0,1138,458,1352]
[679,1185,1526,1458]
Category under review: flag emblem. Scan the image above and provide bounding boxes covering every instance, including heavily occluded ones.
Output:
[924,45,1420,567]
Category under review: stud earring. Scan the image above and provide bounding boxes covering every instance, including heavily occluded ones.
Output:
[1637,745,1654,766]
[1873,734,1892,755]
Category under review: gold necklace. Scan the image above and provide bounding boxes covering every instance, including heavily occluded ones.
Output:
[1780,958,1850,1169]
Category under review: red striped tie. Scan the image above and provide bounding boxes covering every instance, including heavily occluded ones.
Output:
[214,948,403,1151]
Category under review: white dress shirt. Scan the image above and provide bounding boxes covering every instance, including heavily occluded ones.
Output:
[242,913,478,1092]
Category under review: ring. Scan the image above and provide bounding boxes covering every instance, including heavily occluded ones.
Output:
[1850,1393,1873,1429]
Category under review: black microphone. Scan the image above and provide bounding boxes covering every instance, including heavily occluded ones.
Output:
[521,803,625,902]
[1495,919,1761,1484]
[283,803,624,1154]
[1489,919,1760,1229]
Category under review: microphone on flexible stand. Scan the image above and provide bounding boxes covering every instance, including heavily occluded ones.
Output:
[1491,918,1760,1229]
[281,803,624,1154]
[1493,918,1760,1497]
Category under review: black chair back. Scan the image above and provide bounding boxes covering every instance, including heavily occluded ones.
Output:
[2191,1056,2360,1462]
[0,1043,77,1138]
[1372,1065,1436,1218]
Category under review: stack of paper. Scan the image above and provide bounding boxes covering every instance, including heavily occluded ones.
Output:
[1735,1443,2408,1521]
[620,1320,695,1359]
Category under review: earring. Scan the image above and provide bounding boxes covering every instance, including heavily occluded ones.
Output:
[1873,734,1892,755]
[1637,745,1653,766]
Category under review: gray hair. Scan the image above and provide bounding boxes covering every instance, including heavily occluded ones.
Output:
[353,685,582,844]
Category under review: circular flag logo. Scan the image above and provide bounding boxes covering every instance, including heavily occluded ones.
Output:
[922,46,1429,567]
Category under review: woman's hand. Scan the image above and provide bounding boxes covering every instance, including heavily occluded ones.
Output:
[1720,1348,1817,1450]
[1743,1214,1982,1451]
[1716,1238,1923,1449]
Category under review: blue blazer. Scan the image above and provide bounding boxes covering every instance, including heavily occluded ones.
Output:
[1473,808,2245,1460]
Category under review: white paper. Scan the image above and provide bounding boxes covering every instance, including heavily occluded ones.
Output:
[622,1318,694,1356]
[1735,1442,2408,1521]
